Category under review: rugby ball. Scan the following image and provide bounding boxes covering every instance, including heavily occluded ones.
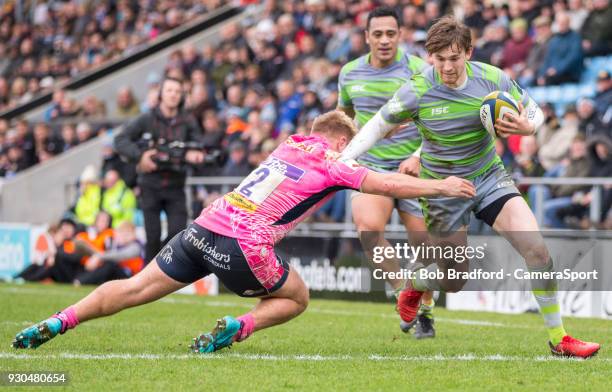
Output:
[479,91,519,137]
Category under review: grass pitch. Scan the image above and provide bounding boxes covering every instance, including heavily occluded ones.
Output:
[0,283,609,391]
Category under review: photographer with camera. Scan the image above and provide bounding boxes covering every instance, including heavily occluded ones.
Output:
[114,77,204,263]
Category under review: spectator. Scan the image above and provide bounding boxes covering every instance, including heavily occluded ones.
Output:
[32,122,62,163]
[115,87,141,118]
[537,12,583,85]
[222,141,252,177]
[567,0,590,32]
[101,169,137,228]
[577,98,609,138]
[531,135,591,228]
[57,94,83,118]
[16,218,84,283]
[500,18,532,78]
[518,16,552,87]
[535,103,561,147]
[188,83,215,120]
[74,211,114,257]
[513,135,545,185]
[74,165,102,227]
[181,43,202,77]
[472,23,505,65]
[44,89,66,121]
[580,0,612,57]
[82,95,107,118]
[74,221,144,286]
[594,70,612,121]
[76,122,95,144]
[114,76,204,263]
[1,143,28,177]
[275,79,303,137]
[60,123,78,152]
[539,105,580,170]
[462,0,487,33]
[557,134,612,228]
[347,29,367,60]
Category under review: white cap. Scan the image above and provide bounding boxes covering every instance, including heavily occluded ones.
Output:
[80,165,98,183]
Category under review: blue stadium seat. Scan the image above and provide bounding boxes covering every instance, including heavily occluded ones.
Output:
[527,87,547,104]
[578,83,596,98]
[546,86,562,105]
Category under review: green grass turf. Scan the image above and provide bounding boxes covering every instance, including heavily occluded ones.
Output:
[0,283,609,391]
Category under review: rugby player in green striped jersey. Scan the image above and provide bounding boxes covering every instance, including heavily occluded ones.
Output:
[337,6,435,339]
[341,16,600,358]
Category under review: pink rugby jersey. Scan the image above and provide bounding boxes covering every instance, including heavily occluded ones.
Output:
[195,134,368,244]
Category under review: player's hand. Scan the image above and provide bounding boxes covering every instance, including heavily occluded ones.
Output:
[138,149,158,173]
[439,176,476,198]
[399,156,420,176]
[185,150,205,165]
[494,102,535,138]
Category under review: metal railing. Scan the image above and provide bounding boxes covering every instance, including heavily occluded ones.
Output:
[517,177,612,226]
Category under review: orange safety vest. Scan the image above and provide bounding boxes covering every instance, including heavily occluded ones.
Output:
[75,229,114,264]
[120,255,144,276]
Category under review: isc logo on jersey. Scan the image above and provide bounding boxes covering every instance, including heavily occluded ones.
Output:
[387,96,404,116]
[431,106,449,115]
[350,85,365,93]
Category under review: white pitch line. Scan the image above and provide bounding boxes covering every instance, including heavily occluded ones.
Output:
[0,352,607,363]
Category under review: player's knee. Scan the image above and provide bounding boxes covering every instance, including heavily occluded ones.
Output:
[293,285,310,315]
[353,207,387,233]
[355,219,386,233]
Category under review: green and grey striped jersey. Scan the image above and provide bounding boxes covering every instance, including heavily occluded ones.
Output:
[380,61,530,179]
[338,50,427,171]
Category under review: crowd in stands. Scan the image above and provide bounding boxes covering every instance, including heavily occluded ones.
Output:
[0,0,225,113]
[4,0,612,285]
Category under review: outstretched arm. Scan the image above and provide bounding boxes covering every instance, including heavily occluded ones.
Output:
[341,80,418,160]
[360,171,476,200]
[341,111,400,160]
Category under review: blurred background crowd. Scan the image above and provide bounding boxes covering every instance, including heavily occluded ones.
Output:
[1,0,612,284]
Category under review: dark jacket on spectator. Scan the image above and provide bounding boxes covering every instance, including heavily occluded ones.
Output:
[538,30,583,81]
[587,135,612,178]
[581,4,612,55]
[594,88,612,119]
[472,40,503,64]
[580,112,610,139]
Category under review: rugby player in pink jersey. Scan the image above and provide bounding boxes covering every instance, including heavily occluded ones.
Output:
[12,111,475,353]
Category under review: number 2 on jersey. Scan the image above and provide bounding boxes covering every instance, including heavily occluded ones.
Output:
[237,167,284,204]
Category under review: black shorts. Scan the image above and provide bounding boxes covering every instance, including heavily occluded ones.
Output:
[155,223,289,297]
